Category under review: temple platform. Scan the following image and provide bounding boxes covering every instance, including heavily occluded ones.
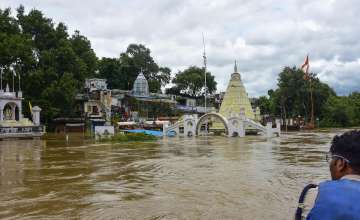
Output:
[0,120,45,140]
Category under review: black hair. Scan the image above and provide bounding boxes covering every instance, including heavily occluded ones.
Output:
[330,130,360,172]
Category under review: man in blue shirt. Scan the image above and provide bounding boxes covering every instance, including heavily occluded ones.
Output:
[296,130,360,220]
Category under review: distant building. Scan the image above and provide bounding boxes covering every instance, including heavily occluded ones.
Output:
[75,73,176,125]
[85,78,108,92]
[69,78,111,132]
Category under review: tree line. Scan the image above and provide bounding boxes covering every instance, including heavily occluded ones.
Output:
[0,6,216,123]
[255,67,360,127]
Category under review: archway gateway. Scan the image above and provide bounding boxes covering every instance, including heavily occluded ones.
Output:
[195,113,229,136]
[2,102,20,121]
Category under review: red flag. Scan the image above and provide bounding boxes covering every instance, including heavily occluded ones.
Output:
[301,55,310,80]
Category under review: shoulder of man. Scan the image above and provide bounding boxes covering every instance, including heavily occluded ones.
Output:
[298,175,360,220]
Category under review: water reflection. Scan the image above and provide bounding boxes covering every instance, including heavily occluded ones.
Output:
[0,129,352,219]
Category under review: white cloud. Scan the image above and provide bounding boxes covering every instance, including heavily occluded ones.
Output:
[1,0,359,96]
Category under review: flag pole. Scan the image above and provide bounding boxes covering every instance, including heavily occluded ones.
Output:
[310,78,314,127]
[301,54,315,128]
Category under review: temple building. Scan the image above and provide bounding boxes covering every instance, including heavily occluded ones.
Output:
[0,79,44,139]
[218,61,255,120]
[0,84,23,123]
[132,72,149,97]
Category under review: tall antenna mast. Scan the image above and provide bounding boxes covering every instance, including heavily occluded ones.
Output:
[202,33,207,114]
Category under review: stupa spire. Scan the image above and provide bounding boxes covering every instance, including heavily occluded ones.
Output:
[218,65,255,120]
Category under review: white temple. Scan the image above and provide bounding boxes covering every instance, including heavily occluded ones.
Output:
[0,84,23,123]
[0,69,44,139]
[132,72,149,97]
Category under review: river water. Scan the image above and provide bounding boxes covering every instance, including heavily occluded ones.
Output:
[0,129,350,219]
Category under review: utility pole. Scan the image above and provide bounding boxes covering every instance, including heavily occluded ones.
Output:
[202,33,207,114]
[202,33,208,134]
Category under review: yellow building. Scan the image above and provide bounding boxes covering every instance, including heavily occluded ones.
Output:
[218,61,255,120]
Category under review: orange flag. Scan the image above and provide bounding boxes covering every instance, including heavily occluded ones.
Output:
[301,55,310,80]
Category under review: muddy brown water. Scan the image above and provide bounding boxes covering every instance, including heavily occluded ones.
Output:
[0,129,352,219]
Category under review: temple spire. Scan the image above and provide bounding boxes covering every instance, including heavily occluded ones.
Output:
[234,60,238,73]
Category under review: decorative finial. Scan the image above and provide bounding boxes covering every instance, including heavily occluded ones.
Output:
[234,60,238,73]
[6,83,10,92]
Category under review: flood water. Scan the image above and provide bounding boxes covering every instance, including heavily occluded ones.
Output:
[0,129,351,219]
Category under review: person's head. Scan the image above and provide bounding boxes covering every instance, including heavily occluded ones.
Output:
[328,130,360,180]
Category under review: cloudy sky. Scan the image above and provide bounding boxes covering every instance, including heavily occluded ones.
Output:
[1,0,359,97]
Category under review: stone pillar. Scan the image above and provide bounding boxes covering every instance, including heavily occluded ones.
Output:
[18,103,22,120]
[266,122,273,138]
[276,119,281,136]
[238,120,245,137]
[32,106,42,125]
[11,105,16,120]
[184,119,196,137]
[162,122,169,136]
[0,107,3,121]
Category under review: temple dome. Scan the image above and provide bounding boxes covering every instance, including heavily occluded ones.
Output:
[132,72,149,97]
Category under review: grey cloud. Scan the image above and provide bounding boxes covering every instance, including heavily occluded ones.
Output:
[1,0,359,96]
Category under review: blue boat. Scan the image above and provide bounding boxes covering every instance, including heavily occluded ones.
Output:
[124,129,163,137]
[124,129,176,137]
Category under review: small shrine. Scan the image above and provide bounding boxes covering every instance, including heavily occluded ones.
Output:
[0,84,23,122]
[0,67,45,139]
[132,72,149,97]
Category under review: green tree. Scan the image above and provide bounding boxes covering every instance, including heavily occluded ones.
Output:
[98,44,171,92]
[98,58,123,88]
[168,66,217,97]
[348,92,360,125]
[256,96,271,115]
[320,95,356,127]
[269,66,335,122]
[70,30,98,80]
[40,72,78,123]
[0,6,98,124]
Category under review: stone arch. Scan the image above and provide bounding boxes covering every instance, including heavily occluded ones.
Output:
[196,113,229,135]
[2,102,20,121]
